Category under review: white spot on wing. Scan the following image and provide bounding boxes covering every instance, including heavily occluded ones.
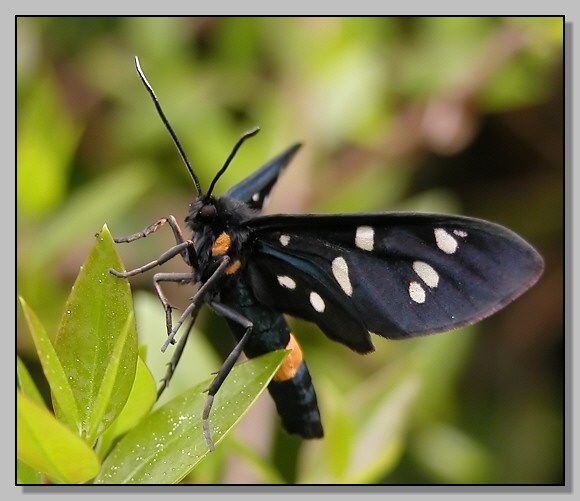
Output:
[277,275,296,289]
[309,292,325,312]
[279,234,290,246]
[251,192,260,202]
[412,261,439,288]
[355,226,374,251]
[453,229,468,238]
[332,257,353,296]
[434,228,458,254]
[409,281,426,303]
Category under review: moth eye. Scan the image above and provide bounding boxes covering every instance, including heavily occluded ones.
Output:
[197,203,217,222]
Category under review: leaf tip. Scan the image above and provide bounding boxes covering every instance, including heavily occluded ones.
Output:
[96,223,113,240]
[18,295,27,309]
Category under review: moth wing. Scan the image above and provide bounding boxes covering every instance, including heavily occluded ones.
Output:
[244,213,543,351]
[225,144,301,211]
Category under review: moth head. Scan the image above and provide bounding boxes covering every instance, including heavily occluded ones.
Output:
[186,196,218,230]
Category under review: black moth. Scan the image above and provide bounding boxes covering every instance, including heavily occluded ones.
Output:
[110,57,544,451]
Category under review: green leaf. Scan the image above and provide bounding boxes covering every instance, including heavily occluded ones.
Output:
[18,297,80,431]
[98,355,157,458]
[89,311,136,438]
[16,355,47,409]
[17,391,100,484]
[54,225,138,445]
[107,354,156,436]
[17,459,43,485]
[95,350,288,484]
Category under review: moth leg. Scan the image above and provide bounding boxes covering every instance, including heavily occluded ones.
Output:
[109,240,193,278]
[152,272,196,339]
[110,241,195,343]
[113,215,186,245]
[201,300,254,452]
[157,314,197,398]
[112,215,195,266]
[160,256,231,351]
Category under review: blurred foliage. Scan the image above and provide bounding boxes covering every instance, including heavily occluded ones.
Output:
[17,17,563,485]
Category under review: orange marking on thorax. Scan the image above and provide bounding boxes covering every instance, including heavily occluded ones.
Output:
[225,259,242,275]
[212,232,232,256]
[273,334,304,382]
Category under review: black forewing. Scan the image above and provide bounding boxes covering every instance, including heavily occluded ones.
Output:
[225,143,301,211]
[243,213,544,353]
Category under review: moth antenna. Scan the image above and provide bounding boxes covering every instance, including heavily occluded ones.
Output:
[207,126,261,197]
[134,56,203,195]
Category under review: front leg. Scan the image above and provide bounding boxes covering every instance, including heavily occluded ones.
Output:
[202,300,255,452]
[156,256,232,399]
[157,315,197,398]
[152,272,196,339]
[109,240,193,278]
[160,256,231,351]
[112,215,196,267]
[113,215,186,246]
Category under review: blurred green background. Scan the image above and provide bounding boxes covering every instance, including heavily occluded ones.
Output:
[17,17,563,484]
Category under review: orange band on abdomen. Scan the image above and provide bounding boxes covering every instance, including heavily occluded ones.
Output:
[273,333,304,382]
